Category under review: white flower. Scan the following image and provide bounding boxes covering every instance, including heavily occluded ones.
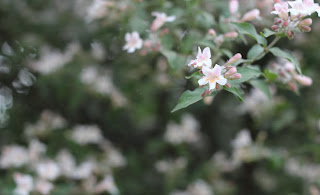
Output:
[155,157,187,173]
[123,32,143,53]
[86,0,109,22]
[95,174,119,195]
[71,125,104,145]
[188,180,213,195]
[188,47,212,69]
[29,43,80,75]
[56,149,76,178]
[164,114,201,145]
[35,179,54,195]
[72,161,95,180]
[0,145,29,168]
[198,65,227,90]
[13,173,34,195]
[28,139,46,162]
[151,12,176,32]
[36,161,61,181]
[288,0,319,16]
[271,2,289,19]
[231,129,252,149]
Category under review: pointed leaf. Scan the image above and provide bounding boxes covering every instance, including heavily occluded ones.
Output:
[247,44,264,59]
[224,86,244,101]
[231,22,267,46]
[171,87,207,112]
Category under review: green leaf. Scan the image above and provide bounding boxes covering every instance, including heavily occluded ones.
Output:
[261,28,276,38]
[161,50,186,71]
[171,87,207,112]
[185,71,201,79]
[247,44,264,59]
[264,69,278,81]
[221,49,233,58]
[197,40,216,50]
[250,79,271,99]
[231,22,267,46]
[269,47,302,74]
[196,11,215,28]
[224,86,244,101]
[228,67,261,86]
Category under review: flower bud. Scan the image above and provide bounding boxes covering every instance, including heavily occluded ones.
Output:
[228,73,242,80]
[225,83,231,88]
[273,0,281,3]
[229,0,239,14]
[294,75,312,86]
[241,9,260,22]
[288,81,298,92]
[225,53,242,66]
[300,25,311,32]
[272,25,278,30]
[201,90,211,97]
[208,29,216,38]
[284,62,295,72]
[203,96,214,105]
[223,31,238,38]
[300,18,312,26]
[283,20,289,27]
[225,66,237,77]
[215,84,220,90]
[216,35,224,45]
[286,30,294,39]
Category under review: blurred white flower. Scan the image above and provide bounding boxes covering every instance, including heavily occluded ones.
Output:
[231,129,252,149]
[285,158,320,181]
[13,173,34,195]
[171,179,213,195]
[155,157,187,173]
[36,160,61,181]
[72,161,95,180]
[95,174,119,195]
[24,110,66,138]
[91,42,106,60]
[164,114,201,145]
[0,145,29,168]
[35,179,54,195]
[29,42,80,75]
[123,32,143,53]
[151,12,176,32]
[56,149,76,178]
[86,0,110,22]
[71,125,104,145]
[28,139,46,162]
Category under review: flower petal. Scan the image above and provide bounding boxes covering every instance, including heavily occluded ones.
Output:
[203,47,211,58]
[198,77,208,86]
[217,76,227,86]
[212,64,222,77]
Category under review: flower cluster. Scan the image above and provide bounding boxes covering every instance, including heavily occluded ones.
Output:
[269,58,312,92]
[123,12,175,54]
[228,0,261,22]
[187,47,242,94]
[0,110,126,195]
[271,0,320,38]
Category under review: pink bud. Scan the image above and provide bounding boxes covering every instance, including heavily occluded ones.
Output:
[283,21,289,27]
[225,66,237,77]
[288,82,298,92]
[208,29,216,38]
[229,73,242,80]
[223,31,238,38]
[202,90,211,97]
[286,30,294,39]
[273,0,281,3]
[216,36,224,45]
[225,83,231,88]
[300,18,312,26]
[144,40,152,48]
[229,0,239,14]
[225,53,242,65]
[300,25,311,32]
[272,25,278,30]
[284,62,295,72]
[215,84,220,90]
[241,9,260,22]
[294,75,312,86]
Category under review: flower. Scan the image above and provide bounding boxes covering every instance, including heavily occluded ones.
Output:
[95,174,119,195]
[288,0,319,16]
[123,32,143,53]
[231,130,252,149]
[13,173,34,195]
[241,9,261,22]
[229,0,239,14]
[271,1,289,19]
[151,12,176,32]
[71,125,104,145]
[35,179,54,195]
[198,65,227,90]
[188,47,212,69]
[0,145,29,168]
[36,161,61,181]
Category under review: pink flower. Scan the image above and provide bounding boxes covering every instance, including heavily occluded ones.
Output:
[151,12,176,32]
[229,0,239,14]
[241,9,260,22]
[294,75,312,85]
[188,47,212,69]
[198,65,227,90]
[271,2,289,19]
[288,0,319,16]
[123,32,143,53]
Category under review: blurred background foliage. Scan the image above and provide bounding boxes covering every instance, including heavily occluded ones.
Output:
[0,0,320,194]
